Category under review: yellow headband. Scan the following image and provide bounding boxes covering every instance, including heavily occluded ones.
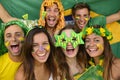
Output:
[83,26,113,41]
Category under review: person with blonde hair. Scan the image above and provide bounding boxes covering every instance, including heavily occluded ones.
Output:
[0,0,65,38]
[38,0,65,36]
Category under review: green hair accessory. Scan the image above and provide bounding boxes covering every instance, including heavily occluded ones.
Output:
[22,14,28,20]
[82,26,113,40]
[0,20,29,56]
[42,11,47,20]
[1,20,29,35]
[26,26,43,36]
[54,30,84,49]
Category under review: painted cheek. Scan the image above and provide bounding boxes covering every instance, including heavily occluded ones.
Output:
[33,46,45,53]
[4,37,11,47]
[18,37,24,43]
[32,45,50,53]
[46,45,50,52]
[85,17,89,21]
[97,44,104,51]
[5,41,10,47]
[42,11,47,19]
[75,16,80,20]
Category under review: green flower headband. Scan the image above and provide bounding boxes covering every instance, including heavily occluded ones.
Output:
[0,20,29,56]
[54,30,84,49]
[1,20,29,35]
[26,26,43,36]
[82,26,113,40]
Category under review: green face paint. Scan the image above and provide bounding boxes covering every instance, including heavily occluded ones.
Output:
[42,11,47,20]
[54,30,84,49]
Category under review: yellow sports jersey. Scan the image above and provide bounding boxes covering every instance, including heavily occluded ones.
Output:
[0,53,21,80]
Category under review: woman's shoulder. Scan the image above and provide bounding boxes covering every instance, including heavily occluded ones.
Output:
[111,58,120,80]
[113,58,120,65]
[112,58,120,69]
[14,64,25,80]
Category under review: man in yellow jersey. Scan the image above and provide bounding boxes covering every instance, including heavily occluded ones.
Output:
[0,20,28,80]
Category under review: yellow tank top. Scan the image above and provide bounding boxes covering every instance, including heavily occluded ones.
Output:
[0,53,21,80]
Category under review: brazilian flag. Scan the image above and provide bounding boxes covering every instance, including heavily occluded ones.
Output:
[0,0,120,57]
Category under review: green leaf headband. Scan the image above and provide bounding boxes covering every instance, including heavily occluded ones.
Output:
[1,20,29,35]
[26,26,43,36]
[54,30,84,49]
[0,20,29,56]
[82,26,113,40]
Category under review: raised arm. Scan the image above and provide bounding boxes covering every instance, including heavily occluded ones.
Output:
[0,3,17,23]
[106,11,120,24]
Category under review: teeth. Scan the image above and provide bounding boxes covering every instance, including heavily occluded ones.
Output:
[80,23,84,25]
[89,49,96,52]
[50,17,54,19]
[66,48,74,52]
[67,48,73,50]
[66,47,74,50]
[48,17,55,21]
[37,53,46,57]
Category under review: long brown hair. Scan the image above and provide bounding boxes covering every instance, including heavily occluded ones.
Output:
[22,26,58,80]
[102,37,114,80]
[55,25,87,80]
[83,25,115,80]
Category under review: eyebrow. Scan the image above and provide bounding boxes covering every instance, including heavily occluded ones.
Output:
[33,41,49,44]
[43,41,49,43]
[86,36,101,40]
[5,32,22,35]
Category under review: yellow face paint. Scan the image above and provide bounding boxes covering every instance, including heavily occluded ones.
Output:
[46,45,50,51]
[18,37,24,42]
[85,17,89,21]
[97,44,103,51]
[5,41,10,47]
[75,16,80,20]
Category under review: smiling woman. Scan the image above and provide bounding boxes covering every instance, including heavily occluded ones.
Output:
[82,25,120,80]
[15,26,60,80]
[54,24,87,80]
